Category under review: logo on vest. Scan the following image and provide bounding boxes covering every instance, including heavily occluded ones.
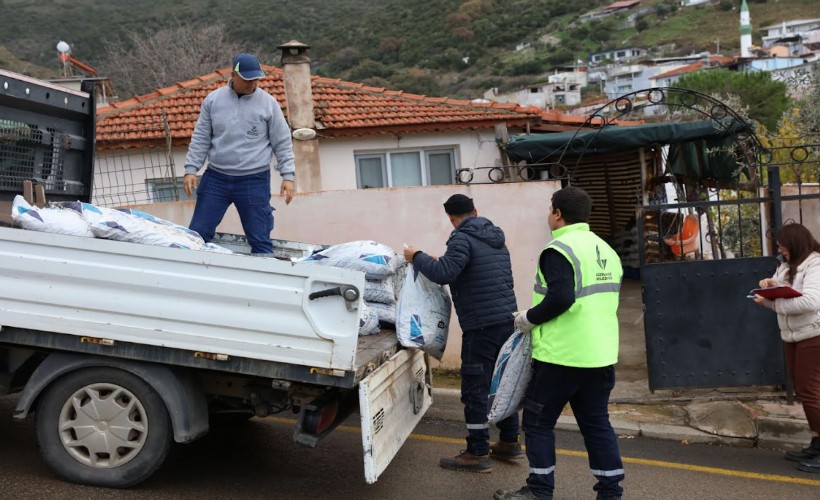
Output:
[595,245,612,281]
[247,125,260,137]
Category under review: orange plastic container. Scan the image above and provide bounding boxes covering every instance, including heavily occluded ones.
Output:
[663,214,699,257]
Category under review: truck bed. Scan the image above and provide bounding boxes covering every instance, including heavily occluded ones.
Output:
[0,227,401,386]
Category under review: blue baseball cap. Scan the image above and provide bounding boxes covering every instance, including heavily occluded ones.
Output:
[232,53,265,81]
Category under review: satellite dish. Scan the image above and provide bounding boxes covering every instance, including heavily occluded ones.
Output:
[56,41,70,54]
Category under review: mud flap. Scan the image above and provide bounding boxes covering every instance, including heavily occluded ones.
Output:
[359,349,432,484]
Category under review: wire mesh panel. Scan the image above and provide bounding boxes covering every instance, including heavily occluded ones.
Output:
[93,113,184,207]
[0,119,38,190]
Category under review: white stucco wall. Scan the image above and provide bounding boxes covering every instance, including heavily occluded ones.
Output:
[94,128,506,206]
[126,181,560,369]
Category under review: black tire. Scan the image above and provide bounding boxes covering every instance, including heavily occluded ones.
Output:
[35,367,172,488]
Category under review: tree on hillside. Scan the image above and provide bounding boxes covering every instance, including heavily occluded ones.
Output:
[101,22,244,99]
[675,69,790,131]
[762,70,820,183]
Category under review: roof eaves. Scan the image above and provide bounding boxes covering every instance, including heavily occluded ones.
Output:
[320,119,536,138]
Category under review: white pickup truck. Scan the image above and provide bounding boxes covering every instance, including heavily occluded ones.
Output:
[0,69,431,488]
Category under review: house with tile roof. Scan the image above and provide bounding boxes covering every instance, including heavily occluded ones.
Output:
[649,56,735,87]
[93,42,542,207]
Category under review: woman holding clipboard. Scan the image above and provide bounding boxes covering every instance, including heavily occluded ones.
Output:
[753,223,820,473]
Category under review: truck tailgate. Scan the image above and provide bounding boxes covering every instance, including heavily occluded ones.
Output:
[359,348,432,483]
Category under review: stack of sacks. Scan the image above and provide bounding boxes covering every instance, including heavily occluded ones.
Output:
[302,240,403,335]
[363,255,406,329]
[11,195,232,253]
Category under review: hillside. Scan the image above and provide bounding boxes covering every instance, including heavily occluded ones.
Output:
[0,0,816,100]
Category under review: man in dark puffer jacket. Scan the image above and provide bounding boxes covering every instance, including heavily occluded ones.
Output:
[404,193,521,473]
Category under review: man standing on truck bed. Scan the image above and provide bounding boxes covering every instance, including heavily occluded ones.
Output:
[183,52,296,254]
[404,193,521,473]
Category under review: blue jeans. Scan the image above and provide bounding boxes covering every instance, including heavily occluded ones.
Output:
[461,320,520,456]
[190,169,274,254]
[523,361,623,499]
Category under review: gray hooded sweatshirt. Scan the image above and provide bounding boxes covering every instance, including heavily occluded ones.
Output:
[184,81,295,180]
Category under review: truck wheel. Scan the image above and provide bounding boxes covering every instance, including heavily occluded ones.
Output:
[35,367,172,488]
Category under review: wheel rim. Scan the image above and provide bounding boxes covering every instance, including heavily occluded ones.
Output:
[58,382,149,468]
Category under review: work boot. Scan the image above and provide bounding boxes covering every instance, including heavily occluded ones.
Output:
[493,485,543,499]
[490,440,525,462]
[785,437,820,462]
[439,450,491,473]
[797,454,820,473]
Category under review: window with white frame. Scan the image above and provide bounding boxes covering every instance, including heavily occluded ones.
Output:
[355,148,456,189]
[146,177,197,202]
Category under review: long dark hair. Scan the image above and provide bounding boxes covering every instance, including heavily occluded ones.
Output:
[775,224,820,283]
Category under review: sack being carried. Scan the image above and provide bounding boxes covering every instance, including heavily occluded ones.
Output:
[396,264,451,360]
[487,328,532,424]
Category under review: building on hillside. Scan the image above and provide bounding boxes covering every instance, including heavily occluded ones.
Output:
[589,47,648,65]
[730,56,817,98]
[803,29,820,51]
[649,56,734,87]
[603,64,675,98]
[650,53,714,65]
[734,56,810,72]
[93,42,544,206]
[680,0,711,6]
[579,0,641,22]
[483,67,588,109]
[761,19,820,48]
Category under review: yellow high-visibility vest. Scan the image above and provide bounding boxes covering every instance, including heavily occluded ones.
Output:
[531,223,622,367]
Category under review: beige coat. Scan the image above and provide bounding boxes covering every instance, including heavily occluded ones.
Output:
[763,252,820,343]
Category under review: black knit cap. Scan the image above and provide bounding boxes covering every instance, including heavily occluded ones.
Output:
[443,194,475,215]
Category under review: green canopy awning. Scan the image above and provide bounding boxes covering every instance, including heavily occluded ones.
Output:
[504,119,749,181]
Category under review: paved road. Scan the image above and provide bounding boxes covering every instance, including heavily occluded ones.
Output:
[2,396,819,499]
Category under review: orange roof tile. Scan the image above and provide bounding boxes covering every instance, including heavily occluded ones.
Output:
[96,65,541,148]
[604,0,641,11]
[651,56,735,81]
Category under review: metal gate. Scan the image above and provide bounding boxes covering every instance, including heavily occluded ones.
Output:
[502,87,819,391]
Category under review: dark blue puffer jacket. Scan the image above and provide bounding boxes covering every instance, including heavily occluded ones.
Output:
[412,216,517,332]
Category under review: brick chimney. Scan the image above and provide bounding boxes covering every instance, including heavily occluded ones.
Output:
[278,40,321,192]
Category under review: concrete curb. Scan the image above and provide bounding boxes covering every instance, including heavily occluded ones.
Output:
[430,388,808,451]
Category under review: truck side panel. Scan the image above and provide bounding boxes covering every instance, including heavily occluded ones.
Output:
[0,227,365,371]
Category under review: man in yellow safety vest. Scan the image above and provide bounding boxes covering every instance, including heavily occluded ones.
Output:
[494,186,624,500]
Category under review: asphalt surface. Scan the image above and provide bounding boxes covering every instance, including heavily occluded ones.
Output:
[2,396,820,500]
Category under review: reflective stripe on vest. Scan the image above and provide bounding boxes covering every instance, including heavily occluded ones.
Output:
[531,223,622,368]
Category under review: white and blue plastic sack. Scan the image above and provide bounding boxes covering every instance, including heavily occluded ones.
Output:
[11,195,93,237]
[68,202,207,250]
[487,328,532,424]
[303,240,398,278]
[358,301,381,336]
[396,264,451,360]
